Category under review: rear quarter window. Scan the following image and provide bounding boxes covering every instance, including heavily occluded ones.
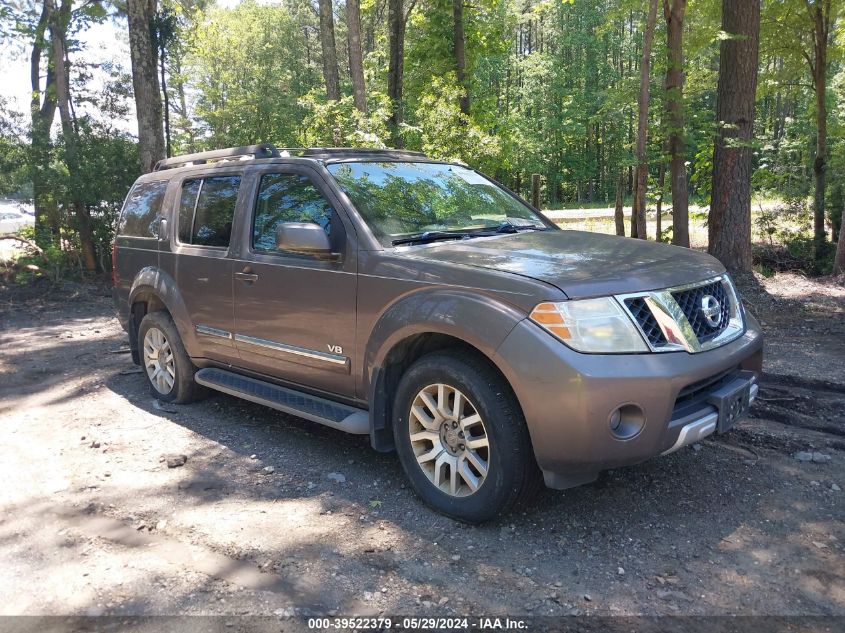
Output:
[118,180,168,237]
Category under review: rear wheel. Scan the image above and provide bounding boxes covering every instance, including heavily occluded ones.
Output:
[393,351,541,523]
[138,311,205,404]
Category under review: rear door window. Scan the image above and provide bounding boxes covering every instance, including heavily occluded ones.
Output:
[119,180,168,237]
[178,175,241,248]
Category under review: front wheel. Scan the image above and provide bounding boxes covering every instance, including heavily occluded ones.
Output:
[393,351,541,523]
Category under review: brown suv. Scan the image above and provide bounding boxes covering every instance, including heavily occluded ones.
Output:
[113,143,763,522]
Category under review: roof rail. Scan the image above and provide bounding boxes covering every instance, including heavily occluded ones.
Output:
[300,147,427,158]
[153,143,280,171]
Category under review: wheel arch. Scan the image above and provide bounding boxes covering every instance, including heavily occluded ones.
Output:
[364,290,528,452]
[128,267,198,364]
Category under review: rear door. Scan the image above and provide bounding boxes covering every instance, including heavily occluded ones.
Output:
[163,170,243,363]
[231,164,358,398]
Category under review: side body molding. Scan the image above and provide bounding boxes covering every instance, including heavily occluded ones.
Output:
[128,267,200,359]
[362,288,528,450]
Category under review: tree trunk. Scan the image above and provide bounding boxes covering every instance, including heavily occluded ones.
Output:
[632,0,659,241]
[615,170,625,237]
[29,0,60,245]
[159,44,171,157]
[664,0,689,247]
[656,157,666,241]
[453,0,469,115]
[808,0,831,270]
[387,0,408,146]
[49,0,97,272]
[834,201,845,275]
[127,0,165,173]
[347,0,367,112]
[708,0,760,272]
[318,0,341,102]
[171,51,195,152]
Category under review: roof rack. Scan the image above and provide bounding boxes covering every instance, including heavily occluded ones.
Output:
[299,147,427,158]
[153,143,280,171]
[152,144,430,171]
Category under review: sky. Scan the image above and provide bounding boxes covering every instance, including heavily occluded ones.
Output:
[0,16,134,131]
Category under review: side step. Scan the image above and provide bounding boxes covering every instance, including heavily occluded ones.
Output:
[195,368,369,434]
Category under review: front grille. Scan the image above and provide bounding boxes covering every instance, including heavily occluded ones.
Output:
[671,280,731,343]
[618,275,743,353]
[624,297,667,347]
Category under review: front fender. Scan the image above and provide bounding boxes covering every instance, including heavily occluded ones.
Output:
[128,266,199,357]
[363,288,527,396]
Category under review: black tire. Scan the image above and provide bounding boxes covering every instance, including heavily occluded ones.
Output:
[137,311,206,404]
[393,351,541,523]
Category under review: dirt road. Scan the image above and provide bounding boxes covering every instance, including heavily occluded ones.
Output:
[0,273,842,619]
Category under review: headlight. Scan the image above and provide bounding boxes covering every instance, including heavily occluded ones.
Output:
[529,298,648,353]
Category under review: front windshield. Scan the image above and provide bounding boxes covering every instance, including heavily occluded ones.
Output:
[326,161,548,244]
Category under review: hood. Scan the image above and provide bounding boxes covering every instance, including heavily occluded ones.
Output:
[403,230,725,299]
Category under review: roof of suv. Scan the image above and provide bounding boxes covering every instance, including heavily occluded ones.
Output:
[152,143,432,173]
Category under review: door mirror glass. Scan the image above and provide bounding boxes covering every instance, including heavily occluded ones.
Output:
[275,222,333,257]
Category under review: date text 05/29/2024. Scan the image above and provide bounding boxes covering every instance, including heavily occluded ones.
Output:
[307,617,529,630]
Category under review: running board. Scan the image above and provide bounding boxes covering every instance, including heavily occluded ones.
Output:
[194,368,369,434]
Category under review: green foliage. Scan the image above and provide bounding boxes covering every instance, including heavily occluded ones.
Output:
[404,75,500,171]
[828,182,843,239]
[0,98,28,198]
[185,0,313,148]
[2,105,137,278]
[298,92,393,148]
[10,226,75,283]
[752,196,835,275]
[755,196,809,244]
[3,0,845,279]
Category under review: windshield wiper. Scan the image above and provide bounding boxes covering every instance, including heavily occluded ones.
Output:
[494,219,547,233]
[391,231,474,246]
[392,220,546,245]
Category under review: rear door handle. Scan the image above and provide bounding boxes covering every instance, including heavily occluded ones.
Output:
[234,272,259,283]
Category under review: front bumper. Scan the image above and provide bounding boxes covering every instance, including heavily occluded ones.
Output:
[661,371,758,456]
[494,312,764,489]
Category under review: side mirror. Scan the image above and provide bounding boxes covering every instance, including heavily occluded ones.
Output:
[275,222,335,259]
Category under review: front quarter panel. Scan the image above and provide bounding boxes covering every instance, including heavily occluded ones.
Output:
[363,288,526,393]
[357,251,563,399]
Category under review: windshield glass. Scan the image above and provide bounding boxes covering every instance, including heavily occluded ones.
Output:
[326,161,547,244]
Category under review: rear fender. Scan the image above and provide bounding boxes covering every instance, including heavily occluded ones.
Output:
[128,267,199,359]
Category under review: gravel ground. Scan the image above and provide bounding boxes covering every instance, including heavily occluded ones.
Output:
[0,273,842,621]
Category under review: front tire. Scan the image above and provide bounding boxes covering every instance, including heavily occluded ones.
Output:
[393,351,541,523]
[138,311,205,404]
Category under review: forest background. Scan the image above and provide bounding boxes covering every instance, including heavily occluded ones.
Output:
[0,0,843,278]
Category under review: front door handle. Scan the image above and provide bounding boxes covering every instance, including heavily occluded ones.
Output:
[234,269,259,283]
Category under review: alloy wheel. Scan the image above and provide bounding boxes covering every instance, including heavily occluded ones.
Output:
[408,383,490,497]
[143,326,176,395]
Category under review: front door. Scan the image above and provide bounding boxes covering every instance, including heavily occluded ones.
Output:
[232,165,357,398]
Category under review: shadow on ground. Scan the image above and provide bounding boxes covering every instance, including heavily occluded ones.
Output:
[0,281,843,616]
